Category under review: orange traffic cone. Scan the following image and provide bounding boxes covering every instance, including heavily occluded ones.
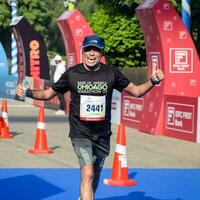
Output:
[0,99,13,138]
[28,107,53,154]
[0,116,3,134]
[104,124,136,186]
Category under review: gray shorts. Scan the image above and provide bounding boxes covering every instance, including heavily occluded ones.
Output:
[71,136,110,169]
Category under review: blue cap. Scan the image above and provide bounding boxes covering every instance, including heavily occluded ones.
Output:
[82,35,105,49]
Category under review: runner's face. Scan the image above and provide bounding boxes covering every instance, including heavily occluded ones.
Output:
[82,46,103,68]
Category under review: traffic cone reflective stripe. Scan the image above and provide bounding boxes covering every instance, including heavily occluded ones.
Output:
[33,121,47,150]
[0,99,13,138]
[2,111,8,126]
[104,124,136,186]
[37,122,45,130]
[28,107,53,154]
[115,143,126,155]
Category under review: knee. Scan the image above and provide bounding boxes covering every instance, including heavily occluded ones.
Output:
[82,166,94,182]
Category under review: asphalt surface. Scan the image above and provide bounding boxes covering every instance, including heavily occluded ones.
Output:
[1,98,200,168]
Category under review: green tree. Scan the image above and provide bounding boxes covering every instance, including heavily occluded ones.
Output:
[77,1,146,67]
[0,0,66,59]
[89,5,145,67]
[76,0,97,18]
[0,0,12,57]
[191,0,200,53]
[18,0,66,58]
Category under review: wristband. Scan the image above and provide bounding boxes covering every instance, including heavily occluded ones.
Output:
[150,77,160,85]
[25,89,34,98]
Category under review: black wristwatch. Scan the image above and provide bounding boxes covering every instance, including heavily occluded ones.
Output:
[150,77,160,85]
[25,89,34,98]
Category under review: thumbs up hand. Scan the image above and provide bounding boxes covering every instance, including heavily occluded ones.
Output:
[150,69,164,85]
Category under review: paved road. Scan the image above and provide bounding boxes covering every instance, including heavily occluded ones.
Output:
[1,98,200,168]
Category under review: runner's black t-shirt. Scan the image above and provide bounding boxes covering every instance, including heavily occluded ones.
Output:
[51,63,130,140]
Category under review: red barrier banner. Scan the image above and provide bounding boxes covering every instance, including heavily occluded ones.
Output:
[136,0,200,142]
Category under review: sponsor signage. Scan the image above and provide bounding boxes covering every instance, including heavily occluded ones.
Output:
[164,95,198,142]
[0,76,18,99]
[166,102,194,133]
[170,48,193,73]
[10,16,50,80]
[121,93,144,128]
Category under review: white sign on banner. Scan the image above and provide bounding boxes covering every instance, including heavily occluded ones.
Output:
[169,48,193,73]
[111,89,121,125]
[165,102,194,133]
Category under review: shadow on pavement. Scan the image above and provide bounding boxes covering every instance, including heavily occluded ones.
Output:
[96,191,182,200]
[0,174,65,200]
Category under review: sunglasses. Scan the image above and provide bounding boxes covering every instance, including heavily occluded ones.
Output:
[83,46,103,53]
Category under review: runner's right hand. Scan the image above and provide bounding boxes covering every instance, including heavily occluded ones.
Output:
[16,82,30,97]
[16,83,24,97]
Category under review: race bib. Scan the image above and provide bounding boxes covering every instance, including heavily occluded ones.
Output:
[80,95,106,121]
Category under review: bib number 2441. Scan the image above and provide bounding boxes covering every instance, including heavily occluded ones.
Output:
[86,104,103,112]
[80,95,106,121]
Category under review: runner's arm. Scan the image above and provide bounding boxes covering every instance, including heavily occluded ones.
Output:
[16,84,57,100]
[124,69,164,97]
[124,80,153,98]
